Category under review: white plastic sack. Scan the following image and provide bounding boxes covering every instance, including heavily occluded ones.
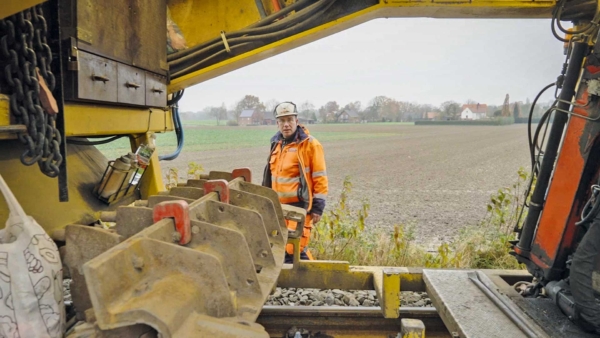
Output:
[0,174,65,338]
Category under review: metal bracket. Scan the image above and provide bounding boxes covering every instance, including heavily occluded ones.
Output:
[282,204,307,267]
[152,200,191,245]
[204,179,230,203]
[374,268,401,319]
[232,168,252,182]
[282,204,306,239]
[220,31,231,54]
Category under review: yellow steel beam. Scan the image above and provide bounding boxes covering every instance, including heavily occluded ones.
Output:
[168,0,555,92]
[374,268,402,319]
[1,0,47,19]
[0,94,20,141]
[278,263,426,291]
[168,0,262,48]
[0,95,9,127]
[64,103,174,137]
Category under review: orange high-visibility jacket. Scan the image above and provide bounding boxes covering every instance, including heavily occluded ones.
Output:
[262,125,328,217]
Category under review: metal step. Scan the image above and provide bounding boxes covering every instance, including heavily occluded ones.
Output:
[0,124,26,140]
[423,269,547,338]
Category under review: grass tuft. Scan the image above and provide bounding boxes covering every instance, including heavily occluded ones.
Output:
[310,168,530,269]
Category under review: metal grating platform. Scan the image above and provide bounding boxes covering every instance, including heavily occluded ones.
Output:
[515,296,599,338]
[423,269,546,338]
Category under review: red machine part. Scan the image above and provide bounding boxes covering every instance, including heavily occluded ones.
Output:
[204,179,230,204]
[529,64,600,276]
[152,200,192,245]
[232,168,252,182]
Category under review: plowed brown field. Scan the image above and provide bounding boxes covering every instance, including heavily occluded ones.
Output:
[164,123,531,249]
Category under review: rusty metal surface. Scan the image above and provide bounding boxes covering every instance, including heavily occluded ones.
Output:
[229,183,286,245]
[257,306,450,338]
[78,171,287,337]
[145,72,167,107]
[193,200,277,274]
[84,237,237,334]
[60,0,166,75]
[168,186,205,199]
[147,194,195,207]
[64,225,121,320]
[114,206,154,240]
[235,180,287,236]
[72,50,118,103]
[185,178,208,188]
[117,63,145,106]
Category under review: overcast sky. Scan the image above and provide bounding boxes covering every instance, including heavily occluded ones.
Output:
[178,18,566,112]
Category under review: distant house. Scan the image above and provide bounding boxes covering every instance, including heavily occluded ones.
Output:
[460,103,488,120]
[263,117,276,125]
[424,112,441,120]
[337,109,360,123]
[238,109,262,126]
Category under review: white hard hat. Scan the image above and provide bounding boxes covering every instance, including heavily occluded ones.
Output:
[274,102,297,118]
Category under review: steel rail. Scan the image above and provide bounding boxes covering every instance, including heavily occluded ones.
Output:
[258,306,451,337]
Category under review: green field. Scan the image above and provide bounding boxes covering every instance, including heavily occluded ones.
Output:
[96,123,398,159]
[181,120,415,126]
[181,120,225,126]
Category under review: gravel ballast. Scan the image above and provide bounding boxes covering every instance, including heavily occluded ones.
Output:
[265,287,433,307]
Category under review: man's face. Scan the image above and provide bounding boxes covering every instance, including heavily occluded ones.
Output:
[277,115,298,138]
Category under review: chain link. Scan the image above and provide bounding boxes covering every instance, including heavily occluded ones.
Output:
[0,5,62,177]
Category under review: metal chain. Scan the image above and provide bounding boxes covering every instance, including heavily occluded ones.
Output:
[0,5,62,177]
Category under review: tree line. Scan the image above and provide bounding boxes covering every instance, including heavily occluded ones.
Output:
[182,95,549,124]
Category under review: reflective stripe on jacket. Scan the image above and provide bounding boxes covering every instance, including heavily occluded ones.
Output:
[262,125,328,216]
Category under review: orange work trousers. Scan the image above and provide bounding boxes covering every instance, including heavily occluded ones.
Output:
[285,213,313,257]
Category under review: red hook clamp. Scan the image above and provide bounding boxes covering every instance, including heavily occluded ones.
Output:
[204,179,230,203]
[232,168,251,182]
[152,200,191,245]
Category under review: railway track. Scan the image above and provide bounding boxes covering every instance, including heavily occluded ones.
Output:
[257,306,450,337]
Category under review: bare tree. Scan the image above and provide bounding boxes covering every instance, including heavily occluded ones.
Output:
[440,101,461,120]
[319,101,339,123]
[264,99,279,117]
[381,99,400,122]
[299,101,316,120]
[210,103,227,125]
[342,101,362,113]
[367,96,391,122]
[235,95,265,119]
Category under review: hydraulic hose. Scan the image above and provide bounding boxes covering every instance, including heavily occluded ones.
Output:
[170,42,263,79]
[169,0,333,74]
[517,42,588,255]
[167,0,316,62]
[576,185,600,226]
[170,0,335,77]
[159,90,185,161]
[66,135,128,146]
[527,83,556,170]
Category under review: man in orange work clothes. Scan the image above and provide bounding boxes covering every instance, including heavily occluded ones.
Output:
[262,102,328,263]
